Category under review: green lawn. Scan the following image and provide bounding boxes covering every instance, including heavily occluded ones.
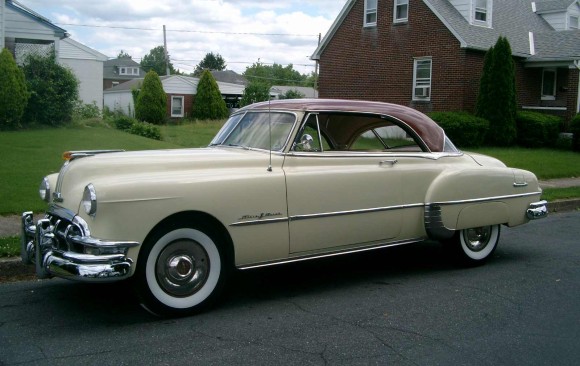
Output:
[470,147,580,180]
[1,121,579,217]
[0,124,180,214]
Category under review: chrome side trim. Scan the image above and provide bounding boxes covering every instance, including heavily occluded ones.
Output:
[286,152,463,160]
[424,204,454,240]
[290,203,424,221]
[237,237,425,270]
[428,191,541,206]
[229,217,289,227]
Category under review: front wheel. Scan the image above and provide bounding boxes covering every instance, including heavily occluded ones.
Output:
[445,225,501,266]
[135,223,229,317]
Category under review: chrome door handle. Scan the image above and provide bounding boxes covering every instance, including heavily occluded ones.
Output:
[379,159,398,166]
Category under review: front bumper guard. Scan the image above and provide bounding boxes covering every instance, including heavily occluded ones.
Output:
[21,211,140,282]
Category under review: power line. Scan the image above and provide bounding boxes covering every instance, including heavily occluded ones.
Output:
[57,22,318,37]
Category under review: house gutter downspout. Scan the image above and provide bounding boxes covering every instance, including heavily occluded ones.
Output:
[575,60,580,113]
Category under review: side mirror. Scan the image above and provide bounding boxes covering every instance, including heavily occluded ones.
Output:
[295,134,314,151]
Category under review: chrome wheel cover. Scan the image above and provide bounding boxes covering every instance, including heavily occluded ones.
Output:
[461,226,492,252]
[156,239,210,297]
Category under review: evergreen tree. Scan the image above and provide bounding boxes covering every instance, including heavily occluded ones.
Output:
[475,45,494,120]
[135,71,167,124]
[239,81,271,107]
[0,49,28,130]
[192,70,229,120]
[22,53,78,126]
[476,36,517,146]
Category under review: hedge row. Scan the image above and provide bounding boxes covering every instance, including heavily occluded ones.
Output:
[571,114,580,152]
[428,112,489,147]
[429,110,573,150]
[111,115,162,140]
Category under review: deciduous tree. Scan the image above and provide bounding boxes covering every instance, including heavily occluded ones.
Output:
[193,52,227,76]
[240,81,271,107]
[22,53,78,126]
[141,46,176,75]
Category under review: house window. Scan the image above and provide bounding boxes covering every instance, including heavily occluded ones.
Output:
[570,16,579,30]
[473,0,492,26]
[541,69,557,100]
[413,58,432,101]
[364,0,377,27]
[171,96,185,117]
[119,67,139,76]
[394,0,409,23]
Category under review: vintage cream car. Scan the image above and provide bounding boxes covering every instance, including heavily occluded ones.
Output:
[21,99,547,316]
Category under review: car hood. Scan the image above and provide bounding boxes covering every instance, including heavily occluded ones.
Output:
[53,147,278,209]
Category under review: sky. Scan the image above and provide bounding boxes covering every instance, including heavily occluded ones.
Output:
[16,0,349,75]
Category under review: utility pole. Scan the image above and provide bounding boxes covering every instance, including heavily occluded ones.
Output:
[314,33,321,91]
[163,25,170,76]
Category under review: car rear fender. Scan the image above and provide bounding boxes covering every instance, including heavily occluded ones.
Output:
[424,168,514,240]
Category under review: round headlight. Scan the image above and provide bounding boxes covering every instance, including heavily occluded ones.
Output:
[39,177,50,202]
[82,184,97,216]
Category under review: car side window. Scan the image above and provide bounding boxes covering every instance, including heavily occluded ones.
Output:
[351,125,422,152]
[294,115,331,152]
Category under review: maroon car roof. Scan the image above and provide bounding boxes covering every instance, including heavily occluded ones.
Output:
[240,99,446,152]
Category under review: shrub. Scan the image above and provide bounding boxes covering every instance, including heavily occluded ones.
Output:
[428,111,489,148]
[192,70,229,120]
[135,71,166,124]
[0,49,29,130]
[22,54,79,126]
[111,115,161,140]
[516,111,561,148]
[112,115,136,132]
[72,101,101,120]
[130,121,162,140]
[571,114,580,152]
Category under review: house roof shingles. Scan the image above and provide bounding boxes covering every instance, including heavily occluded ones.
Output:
[534,0,577,13]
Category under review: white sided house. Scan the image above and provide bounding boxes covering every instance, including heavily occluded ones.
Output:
[103,75,246,119]
[59,38,108,107]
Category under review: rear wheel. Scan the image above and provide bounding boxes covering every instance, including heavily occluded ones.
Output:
[446,225,500,266]
[135,222,229,316]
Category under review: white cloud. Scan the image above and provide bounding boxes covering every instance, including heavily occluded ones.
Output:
[17,0,347,74]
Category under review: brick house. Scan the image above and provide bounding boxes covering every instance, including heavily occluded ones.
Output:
[311,0,580,125]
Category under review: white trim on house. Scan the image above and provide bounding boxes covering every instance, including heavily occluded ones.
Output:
[171,96,185,117]
[364,0,377,27]
[412,57,432,101]
[394,0,409,23]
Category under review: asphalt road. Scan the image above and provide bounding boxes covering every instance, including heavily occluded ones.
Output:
[1,211,579,365]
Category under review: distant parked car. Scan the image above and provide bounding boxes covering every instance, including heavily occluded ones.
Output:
[21,99,547,316]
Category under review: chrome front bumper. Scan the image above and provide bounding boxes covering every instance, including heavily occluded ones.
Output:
[21,211,140,282]
[526,200,548,220]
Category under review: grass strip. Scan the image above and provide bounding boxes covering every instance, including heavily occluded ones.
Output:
[0,236,19,258]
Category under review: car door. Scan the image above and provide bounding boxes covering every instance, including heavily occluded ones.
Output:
[284,113,407,254]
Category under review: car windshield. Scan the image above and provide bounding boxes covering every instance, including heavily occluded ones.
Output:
[210,111,296,151]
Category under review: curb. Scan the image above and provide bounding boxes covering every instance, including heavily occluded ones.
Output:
[548,199,580,213]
